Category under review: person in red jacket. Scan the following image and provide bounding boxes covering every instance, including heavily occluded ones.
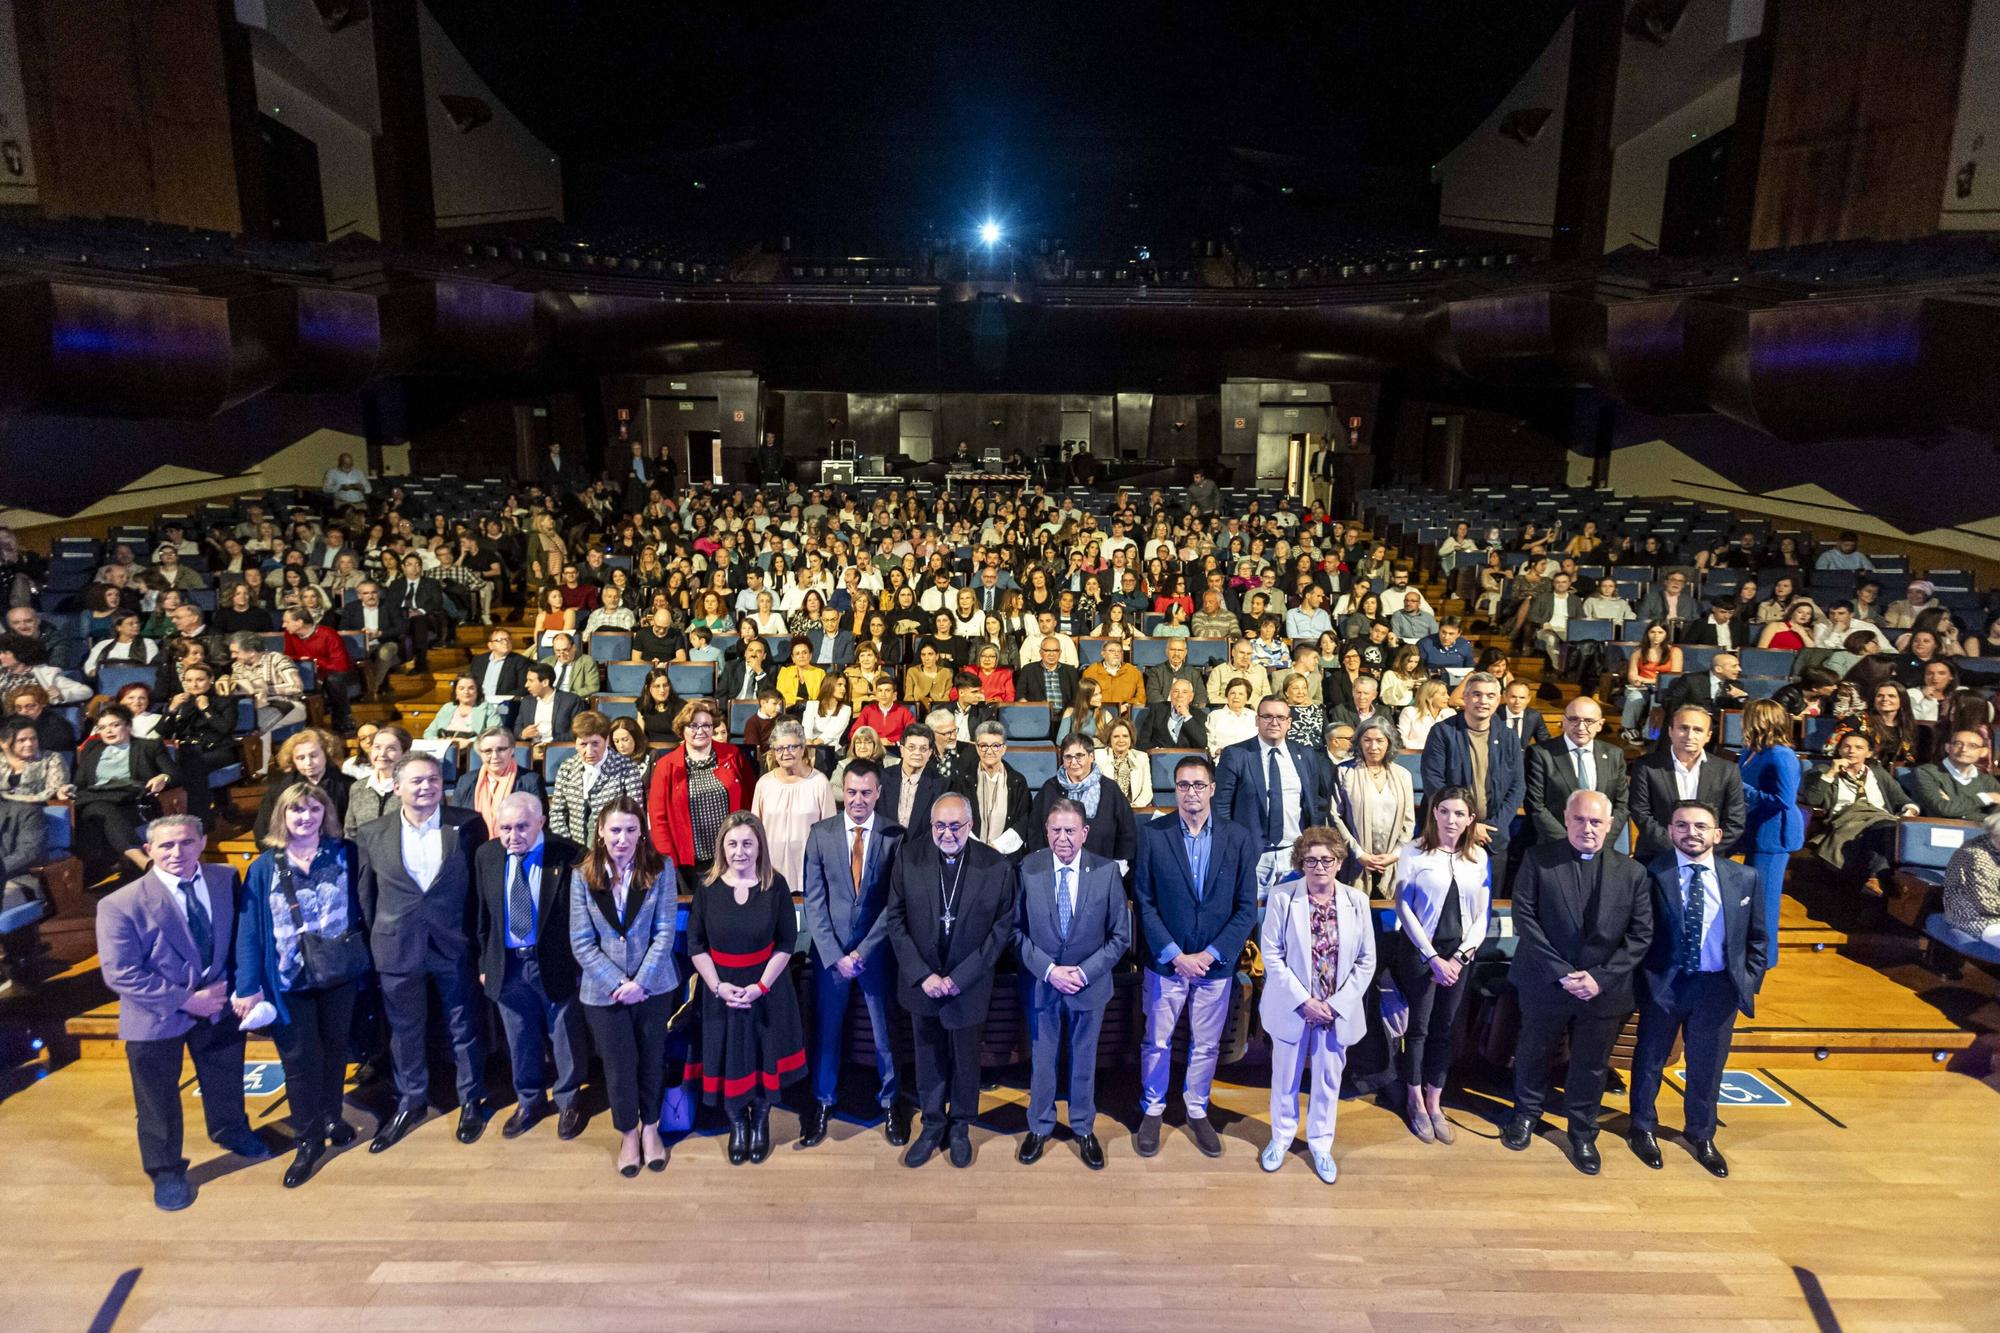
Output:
[853,677,915,745]
[648,697,751,879]
[281,607,356,735]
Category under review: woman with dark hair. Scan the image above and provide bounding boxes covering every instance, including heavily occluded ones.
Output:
[1830,679,1918,768]
[73,705,181,882]
[1738,698,1805,958]
[646,697,751,881]
[1390,786,1488,1145]
[635,668,682,744]
[1619,622,1682,742]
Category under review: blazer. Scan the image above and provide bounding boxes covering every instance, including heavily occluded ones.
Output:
[1016,662,1081,709]
[232,841,365,1025]
[648,743,753,866]
[1524,738,1631,844]
[1739,745,1807,852]
[547,751,647,846]
[74,735,182,798]
[568,866,681,1006]
[1635,587,1697,625]
[354,806,487,975]
[800,812,907,967]
[1329,758,1416,877]
[467,650,534,697]
[1258,878,1376,1046]
[96,863,239,1041]
[1133,812,1260,975]
[1629,750,1747,860]
[540,652,601,700]
[1025,776,1139,865]
[716,660,775,703]
[473,833,584,1002]
[1213,736,1335,848]
[1527,590,1587,628]
[1680,618,1741,649]
[448,765,545,812]
[385,575,454,620]
[1904,762,2000,822]
[1657,671,1746,744]
[1136,704,1207,753]
[1420,714,1527,838]
[1801,761,1909,814]
[1507,841,1654,1014]
[883,837,1019,1029]
[337,600,409,641]
[1394,843,1492,964]
[1142,662,1207,713]
[1641,854,1768,1016]
[881,764,953,837]
[518,689,584,744]
[807,627,856,665]
[1492,708,1551,756]
[1014,848,1131,1013]
[950,762,1034,852]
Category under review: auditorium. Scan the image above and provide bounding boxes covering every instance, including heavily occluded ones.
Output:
[2,1,1998,1328]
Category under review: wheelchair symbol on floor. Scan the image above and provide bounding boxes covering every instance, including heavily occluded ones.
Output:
[1672,1068,1788,1107]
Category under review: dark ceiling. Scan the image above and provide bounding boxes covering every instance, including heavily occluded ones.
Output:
[424,0,1575,245]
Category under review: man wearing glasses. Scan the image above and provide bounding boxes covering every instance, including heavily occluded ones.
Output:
[883,792,1019,1169]
[1132,755,1260,1159]
[1213,695,1336,897]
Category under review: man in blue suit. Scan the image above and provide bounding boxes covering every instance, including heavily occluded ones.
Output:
[1627,799,1769,1179]
[1212,694,1335,897]
[1421,671,1526,892]
[1133,753,1260,1160]
[797,759,910,1150]
[807,608,856,670]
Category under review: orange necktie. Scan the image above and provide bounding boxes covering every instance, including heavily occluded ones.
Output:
[850,826,865,898]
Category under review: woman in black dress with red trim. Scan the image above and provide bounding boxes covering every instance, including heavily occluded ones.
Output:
[686,811,807,1165]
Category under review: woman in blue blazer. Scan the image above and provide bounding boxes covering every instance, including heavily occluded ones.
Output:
[1737,699,1805,969]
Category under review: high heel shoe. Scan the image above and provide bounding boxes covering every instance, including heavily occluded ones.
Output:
[727,1110,751,1166]
[748,1103,772,1164]
[643,1126,667,1173]
[617,1136,642,1178]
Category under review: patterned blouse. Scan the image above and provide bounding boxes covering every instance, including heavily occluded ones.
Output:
[1942,836,2000,937]
[268,843,352,991]
[1308,892,1342,1004]
[686,751,730,864]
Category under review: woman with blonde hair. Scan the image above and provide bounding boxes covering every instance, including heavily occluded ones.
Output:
[1396,679,1455,751]
[831,724,883,788]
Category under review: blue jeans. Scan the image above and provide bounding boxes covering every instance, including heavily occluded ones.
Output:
[811,951,899,1108]
[1620,686,1653,733]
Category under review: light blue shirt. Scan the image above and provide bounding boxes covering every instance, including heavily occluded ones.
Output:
[502,840,545,948]
[1156,817,1225,967]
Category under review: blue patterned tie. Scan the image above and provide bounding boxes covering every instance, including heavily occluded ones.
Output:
[1265,747,1285,846]
[1682,865,1706,974]
[1056,865,1073,940]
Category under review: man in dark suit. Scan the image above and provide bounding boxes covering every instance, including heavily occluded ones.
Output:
[1017,635,1081,739]
[449,727,546,823]
[337,580,408,700]
[516,663,583,756]
[1421,671,1527,888]
[1015,800,1132,1170]
[1494,680,1552,756]
[1136,677,1208,752]
[95,815,271,1210]
[355,752,489,1153]
[1524,697,1630,846]
[1132,753,1260,1159]
[1502,789,1654,1175]
[1679,599,1742,650]
[880,724,950,835]
[716,638,775,705]
[1142,638,1205,715]
[1628,799,1769,1179]
[808,608,855,669]
[1213,693,1336,896]
[1629,706,1747,860]
[1528,573,1589,684]
[883,791,1018,1169]
[473,791,587,1141]
[468,627,534,703]
[952,721,1033,856]
[1636,569,1698,632]
[385,553,454,674]
[1656,652,1748,749]
[797,759,909,1149]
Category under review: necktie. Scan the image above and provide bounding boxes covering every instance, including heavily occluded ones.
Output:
[850,826,866,898]
[507,854,534,943]
[1572,746,1590,790]
[1265,747,1285,846]
[1056,865,1073,940]
[1682,865,1707,973]
[180,878,213,971]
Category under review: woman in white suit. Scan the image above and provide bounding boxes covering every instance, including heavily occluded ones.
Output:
[1329,718,1415,899]
[1258,825,1377,1184]
[1389,785,1490,1146]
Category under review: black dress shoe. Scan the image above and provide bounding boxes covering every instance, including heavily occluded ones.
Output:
[948,1123,973,1168]
[902,1127,942,1168]
[325,1119,357,1148]
[153,1173,195,1212]
[1077,1133,1106,1171]
[1627,1130,1663,1170]
[1135,1112,1163,1158]
[1017,1131,1046,1165]
[727,1111,751,1166]
[748,1104,773,1164]
[283,1138,325,1189]
[216,1128,275,1161]
[797,1101,829,1149]
[1688,1138,1730,1178]
[370,1108,422,1153]
[1188,1116,1223,1158]
[883,1102,911,1148]
[501,1103,544,1140]
[456,1103,487,1145]
[1569,1134,1602,1176]
[1501,1118,1537,1152]
[556,1108,586,1141]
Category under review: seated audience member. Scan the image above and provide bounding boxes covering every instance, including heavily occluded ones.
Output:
[1941,812,2000,949]
[450,727,546,833]
[221,632,307,776]
[541,632,602,699]
[1528,573,1587,683]
[1657,652,1748,750]
[1771,666,1840,720]
[0,634,89,707]
[1905,730,1999,820]
[2,712,72,804]
[425,675,505,770]
[280,608,357,736]
[1493,679,1551,756]
[343,725,410,836]
[1814,531,1874,573]
[517,663,583,757]
[73,705,182,883]
[1802,731,1917,889]
[1388,590,1437,645]
[5,683,77,756]
[336,581,406,700]
[1416,617,1476,676]
[83,611,161,682]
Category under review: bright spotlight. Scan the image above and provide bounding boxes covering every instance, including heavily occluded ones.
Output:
[979,220,1001,247]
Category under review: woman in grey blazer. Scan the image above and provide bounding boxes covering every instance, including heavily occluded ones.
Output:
[569,795,681,1178]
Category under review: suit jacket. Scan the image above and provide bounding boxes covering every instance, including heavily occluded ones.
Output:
[448,766,546,812]
[95,864,239,1041]
[1507,841,1654,1015]
[1213,737,1335,847]
[568,866,680,1006]
[1136,704,1207,753]
[386,575,454,620]
[929,741,977,791]
[1493,708,1551,755]
[354,807,487,975]
[1142,662,1206,713]
[1629,750,1747,860]
[74,735,182,796]
[1905,762,2000,822]
[547,751,646,845]
[881,764,953,836]
[1133,812,1260,975]
[518,689,584,744]
[807,627,856,666]
[337,600,409,642]
[1014,849,1131,1012]
[0,798,48,885]
[1258,880,1376,1045]
[467,651,533,697]
[950,762,1034,851]
[800,813,908,967]
[1739,745,1807,852]
[1016,662,1081,710]
[540,653,601,700]
[1524,738,1631,844]
[1528,590,1587,629]
[1420,714,1527,839]
[1641,854,1767,1016]
[1635,587,1697,626]
[473,834,584,1003]
[716,660,775,704]
[1657,671,1746,746]
[1026,777,1138,865]
[1680,618,1741,650]
[883,837,1018,1029]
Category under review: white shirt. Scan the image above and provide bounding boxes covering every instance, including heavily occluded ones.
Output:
[400,807,444,891]
[1565,740,1596,793]
[1046,855,1082,981]
[1674,852,1726,973]
[153,866,212,941]
[531,692,556,740]
[1706,617,1735,650]
[324,465,370,500]
[503,842,544,947]
[361,605,381,634]
[1671,750,1705,802]
[1258,741,1302,846]
[1547,595,1570,635]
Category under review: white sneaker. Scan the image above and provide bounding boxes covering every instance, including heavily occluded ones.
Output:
[1259,1140,1286,1173]
[1311,1150,1338,1184]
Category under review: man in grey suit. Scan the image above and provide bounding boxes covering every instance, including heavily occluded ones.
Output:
[356,752,490,1154]
[1524,697,1631,846]
[1015,799,1130,1169]
[797,759,910,1150]
[95,815,272,1210]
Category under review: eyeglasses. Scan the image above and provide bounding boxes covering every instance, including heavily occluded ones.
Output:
[1299,856,1338,869]
[931,820,970,833]
[975,741,1005,751]
[1173,780,1211,793]
[684,721,714,733]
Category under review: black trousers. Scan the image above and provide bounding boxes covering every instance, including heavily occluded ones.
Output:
[584,994,669,1132]
[379,948,485,1113]
[911,1011,982,1131]
[403,612,438,671]
[319,669,357,733]
[124,1018,250,1178]
[1389,938,1471,1088]
[1511,993,1629,1141]
[1628,971,1741,1141]
[269,981,358,1138]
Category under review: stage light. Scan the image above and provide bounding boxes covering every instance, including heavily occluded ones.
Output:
[979,220,1001,247]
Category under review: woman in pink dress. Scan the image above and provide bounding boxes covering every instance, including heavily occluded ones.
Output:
[749,719,836,893]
